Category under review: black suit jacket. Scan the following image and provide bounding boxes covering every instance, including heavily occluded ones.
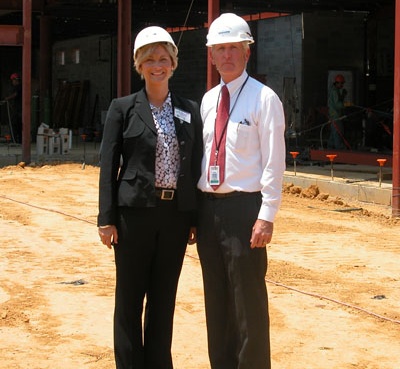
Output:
[97,89,203,227]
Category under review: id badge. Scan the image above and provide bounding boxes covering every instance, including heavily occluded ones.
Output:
[209,166,220,185]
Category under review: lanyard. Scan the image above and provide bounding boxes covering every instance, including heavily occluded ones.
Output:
[213,75,249,160]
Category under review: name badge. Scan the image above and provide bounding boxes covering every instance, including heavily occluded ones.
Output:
[209,166,220,185]
[174,108,191,124]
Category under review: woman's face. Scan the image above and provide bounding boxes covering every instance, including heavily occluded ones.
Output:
[139,45,173,86]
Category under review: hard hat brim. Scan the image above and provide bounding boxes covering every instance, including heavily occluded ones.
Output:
[134,41,177,60]
[206,36,254,47]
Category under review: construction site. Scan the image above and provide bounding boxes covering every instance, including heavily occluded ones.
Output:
[0,0,399,215]
[0,1,399,368]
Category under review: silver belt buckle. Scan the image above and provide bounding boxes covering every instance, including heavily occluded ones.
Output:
[161,189,174,200]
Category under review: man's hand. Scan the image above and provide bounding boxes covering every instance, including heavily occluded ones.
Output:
[250,219,274,248]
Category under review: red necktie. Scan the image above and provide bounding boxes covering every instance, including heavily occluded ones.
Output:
[209,85,230,190]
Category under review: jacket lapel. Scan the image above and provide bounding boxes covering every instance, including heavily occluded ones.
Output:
[134,89,157,134]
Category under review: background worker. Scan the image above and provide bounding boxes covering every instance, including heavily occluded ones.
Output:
[97,26,203,369]
[327,73,347,149]
[3,73,22,143]
[197,13,286,369]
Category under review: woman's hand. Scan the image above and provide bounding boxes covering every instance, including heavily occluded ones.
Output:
[98,225,118,249]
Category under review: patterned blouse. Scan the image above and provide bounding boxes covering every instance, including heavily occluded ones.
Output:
[150,93,180,189]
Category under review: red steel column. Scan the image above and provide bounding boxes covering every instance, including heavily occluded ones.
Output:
[22,0,32,163]
[207,0,220,90]
[39,15,52,123]
[393,0,400,217]
[117,0,132,97]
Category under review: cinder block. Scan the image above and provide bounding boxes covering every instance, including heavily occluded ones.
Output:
[60,134,69,155]
[49,136,61,155]
[36,134,49,155]
[37,125,52,135]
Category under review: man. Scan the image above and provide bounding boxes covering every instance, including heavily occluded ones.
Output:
[3,73,22,143]
[197,13,286,369]
[327,74,347,149]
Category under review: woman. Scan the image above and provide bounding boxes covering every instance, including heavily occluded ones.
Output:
[97,26,203,369]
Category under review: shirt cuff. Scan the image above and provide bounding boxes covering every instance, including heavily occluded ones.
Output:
[257,205,278,223]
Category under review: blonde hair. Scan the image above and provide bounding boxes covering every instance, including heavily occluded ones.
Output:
[134,42,178,78]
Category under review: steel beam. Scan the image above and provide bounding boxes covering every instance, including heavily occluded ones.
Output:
[117,0,132,97]
[392,0,400,217]
[207,0,220,91]
[0,0,43,11]
[0,25,23,45]
[22,0,32,164]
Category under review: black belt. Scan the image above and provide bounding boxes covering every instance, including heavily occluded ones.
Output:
[203,191,248,199]
[155,188,176,200]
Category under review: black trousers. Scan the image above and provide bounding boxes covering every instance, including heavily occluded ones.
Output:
[197,192,271,369]
[113,199,191,369]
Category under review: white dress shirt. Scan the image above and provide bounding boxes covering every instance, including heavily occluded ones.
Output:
[197,71,286,222]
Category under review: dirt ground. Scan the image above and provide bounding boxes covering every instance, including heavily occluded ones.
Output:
[0,163,399,369]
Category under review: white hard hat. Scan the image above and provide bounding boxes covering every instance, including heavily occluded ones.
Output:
[206,13,254,47]
[133,26,177,59]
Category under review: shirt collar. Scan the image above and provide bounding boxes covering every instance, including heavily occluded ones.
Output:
[150,92,172,113]
[220,70,248,98]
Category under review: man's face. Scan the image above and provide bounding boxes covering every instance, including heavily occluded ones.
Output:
[336,81,344,89]
[211,42,250,83]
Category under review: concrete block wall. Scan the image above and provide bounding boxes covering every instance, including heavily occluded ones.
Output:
[256,15,303,130]
[257,15,303,98]
[52,34,115,129]
[170,28,208,104]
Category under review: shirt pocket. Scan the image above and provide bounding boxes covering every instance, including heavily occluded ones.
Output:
[229,122,255,151]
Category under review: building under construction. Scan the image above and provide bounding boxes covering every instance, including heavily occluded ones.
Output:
[0,0,398,215]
